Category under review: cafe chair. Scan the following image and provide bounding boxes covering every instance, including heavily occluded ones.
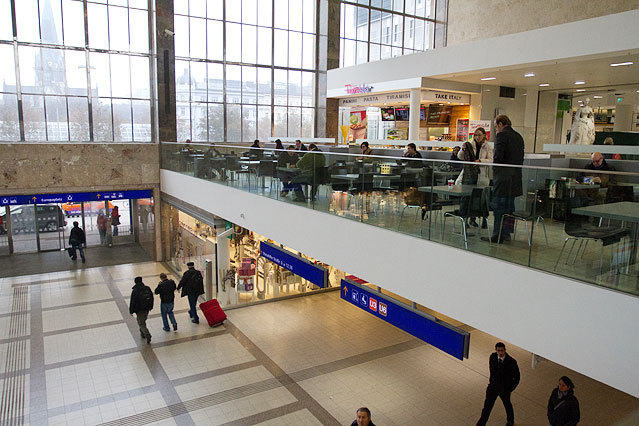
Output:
[546,179,568,221]
[498,189,549,246]
[226,156,250,185]
[398,187,424,230]
[554,198,627,274]
[442,187,491,249]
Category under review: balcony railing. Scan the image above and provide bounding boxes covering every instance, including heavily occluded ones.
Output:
[161,142,639,297]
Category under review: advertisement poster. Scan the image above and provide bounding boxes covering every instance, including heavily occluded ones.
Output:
[456,119,469,141]
[381,107,395,121]
[468,120,492,141]
[339,125,350,144]
[349,109,367,141]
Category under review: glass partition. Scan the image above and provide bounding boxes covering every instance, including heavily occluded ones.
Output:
[161,142,639,297]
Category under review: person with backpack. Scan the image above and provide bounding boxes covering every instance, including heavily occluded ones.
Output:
[177,262,205,324]
[155,273,178,332]
[129,276,154,344]
[68,221,86,263]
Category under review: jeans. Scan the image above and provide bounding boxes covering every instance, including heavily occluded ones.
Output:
[188,294,199,323]
[70,244,85,260]
[136,310,151,338]
[491,196,516,238]
[160,302,177,330]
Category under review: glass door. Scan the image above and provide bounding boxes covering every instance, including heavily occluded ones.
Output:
[37,204,67,251]
[10,205,38,253]
[0,206,9,256]
[83,201,109,246]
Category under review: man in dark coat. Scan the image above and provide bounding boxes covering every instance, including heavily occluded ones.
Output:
[483,114,524,243]
[68,221,86,263]
[177,262,205,324]
[129,276,154,344]
[155,273,178,332]
[476,342,520,426]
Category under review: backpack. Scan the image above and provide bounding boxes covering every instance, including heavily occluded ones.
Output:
[139,286,154,311]
[192,270,204,294]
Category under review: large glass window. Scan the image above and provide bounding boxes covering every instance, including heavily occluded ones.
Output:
[175,0,317,142]
[339,0,437,67]
[0,0,153,142]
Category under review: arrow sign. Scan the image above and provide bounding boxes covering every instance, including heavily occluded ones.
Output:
[97,194,101,198]
[342,285,348,295]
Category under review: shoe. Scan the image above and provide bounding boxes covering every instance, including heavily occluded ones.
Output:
[146,335,151,344]
[481,218,488,229]
[81,258,86,263]
[481,236,504,244]
[280,191,288,197]
[173,324,178,331]
[163,327,170,332]
[189,312,193,318]
[71,256,77,261]
[140,333,145,339]
[191,319,199,324]
[502,233,511,241]
[469,218,479,227]
[293,197,306,202]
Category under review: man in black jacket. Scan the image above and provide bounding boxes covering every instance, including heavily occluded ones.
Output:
[155,273,178,332]
[482,115,524,243]
[68,221,86,263]
[129,276,154,344]
[476,342,520,426]
[177,262,205,324]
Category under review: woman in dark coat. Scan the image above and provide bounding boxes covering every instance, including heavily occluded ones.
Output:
[548,376,580,426]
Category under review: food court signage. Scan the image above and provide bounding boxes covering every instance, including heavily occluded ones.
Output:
[341,278,470,360]
[422,90,470,103]
[339,91,410,107]
[260,241,328,288]
[0,190,153,206]
[345,84,374,95]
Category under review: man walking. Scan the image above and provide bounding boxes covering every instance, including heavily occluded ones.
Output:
[482,114,524,243]
[155,273,178,332]
[476,342,520,426]
[129,276,154,344]
[68,221,86,263]
[177,262,205,324]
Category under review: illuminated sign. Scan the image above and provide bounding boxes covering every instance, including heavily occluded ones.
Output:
[345,84,374,95]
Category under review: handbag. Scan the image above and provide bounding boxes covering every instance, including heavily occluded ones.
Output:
[67,247,74,257]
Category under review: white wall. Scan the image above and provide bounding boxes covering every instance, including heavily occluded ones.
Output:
[162,170,639,398]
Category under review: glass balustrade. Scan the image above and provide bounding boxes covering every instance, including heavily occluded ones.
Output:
[161,142,639,296]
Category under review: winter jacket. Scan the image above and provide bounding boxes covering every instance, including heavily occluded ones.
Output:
[154,279,177,304]
[69,226,86,246]
[488,352,520,393]
[129,282,153,314]
[177,268,205,297]
[492,126,524,198]
[548,388,580,426]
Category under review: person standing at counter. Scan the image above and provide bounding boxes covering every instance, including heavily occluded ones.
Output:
[402,143,423,167]
[482,115,524,244]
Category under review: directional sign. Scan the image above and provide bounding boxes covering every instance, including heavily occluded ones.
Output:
[260,241,328,288]
[0,190,153,206]
[341,279,470,360]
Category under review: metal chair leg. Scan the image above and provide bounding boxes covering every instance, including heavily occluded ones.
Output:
[565,239,577,265]
[538,216,548,245]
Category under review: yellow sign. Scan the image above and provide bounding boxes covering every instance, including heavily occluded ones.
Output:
[339,125,350,144]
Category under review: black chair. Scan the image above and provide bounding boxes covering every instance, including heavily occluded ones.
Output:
[498,189,549,246]
[554,198,627,274]
[546,179,568,220]
[605,185,634,203]
[442,187,491,249]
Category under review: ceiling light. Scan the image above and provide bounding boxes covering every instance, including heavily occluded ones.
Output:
[574,81,585,85]
[539,83,550,87]
[481,77,496,81]
[575,89,586,92]
[524,72,535,77]
[460,103,465,105]
[593,96,602,99]
[610,61,633,67]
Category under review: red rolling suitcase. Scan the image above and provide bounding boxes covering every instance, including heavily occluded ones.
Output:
[200,299,227,327]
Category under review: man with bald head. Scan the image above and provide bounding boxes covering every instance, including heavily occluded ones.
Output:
[581,152,616,203]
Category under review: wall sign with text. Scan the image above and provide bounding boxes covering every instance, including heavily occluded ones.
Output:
[260,241,328,288]
[0,190,153,206]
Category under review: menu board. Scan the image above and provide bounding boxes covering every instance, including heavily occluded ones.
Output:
[456,119,469,141]
[395,107,410,121]
[427,105,452,124]
[381,107,396,121]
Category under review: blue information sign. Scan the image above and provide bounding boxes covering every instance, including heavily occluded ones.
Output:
[0,190,153,207]
[260,241,328,288]
[340,279,470,360]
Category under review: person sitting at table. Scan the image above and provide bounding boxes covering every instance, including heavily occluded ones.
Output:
[291,144,326,202]
[278,146,300,197]
[402,143,423,167]
[274,139,285,151]
[200,143,225,180]
[249,139,263,159]
[295,139,308,152]
[580,152,617,204]
[603,137,622,160]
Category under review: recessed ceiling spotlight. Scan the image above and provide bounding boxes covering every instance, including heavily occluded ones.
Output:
[593,96,603,99]
[575,89,586,92]
[481,77,496,81]
[539,83,550,87]
[610,61,633,67]
[524,72,535,77]
[574,81,585,85]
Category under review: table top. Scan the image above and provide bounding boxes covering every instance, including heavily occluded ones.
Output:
[331,174,361,181]
[434,170,460,175]
[566,182,600,190]
[572,202,639,222]
[238,160,260,165]
[418,185,488,196]
[276,166,299,172]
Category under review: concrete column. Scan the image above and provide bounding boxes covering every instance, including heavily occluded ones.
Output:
[614,104,635,131]
[156,0,177,142]
[523,89,539,153]
[469,93,482,120]
[408,88,421,140]
[320,0,340,140]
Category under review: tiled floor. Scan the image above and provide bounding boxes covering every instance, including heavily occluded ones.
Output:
[1,261,638,425]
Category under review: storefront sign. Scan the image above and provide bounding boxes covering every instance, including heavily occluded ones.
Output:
[0,190,153,206]
[340,279,470,360]
[339,91,410,107]
[345,84,374,95]
[468,120,492,141]
[260,241,328,288]
[421,90,470,104]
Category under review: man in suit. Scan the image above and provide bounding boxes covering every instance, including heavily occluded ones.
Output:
[476,342,520,426]
[482,114,525,243]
